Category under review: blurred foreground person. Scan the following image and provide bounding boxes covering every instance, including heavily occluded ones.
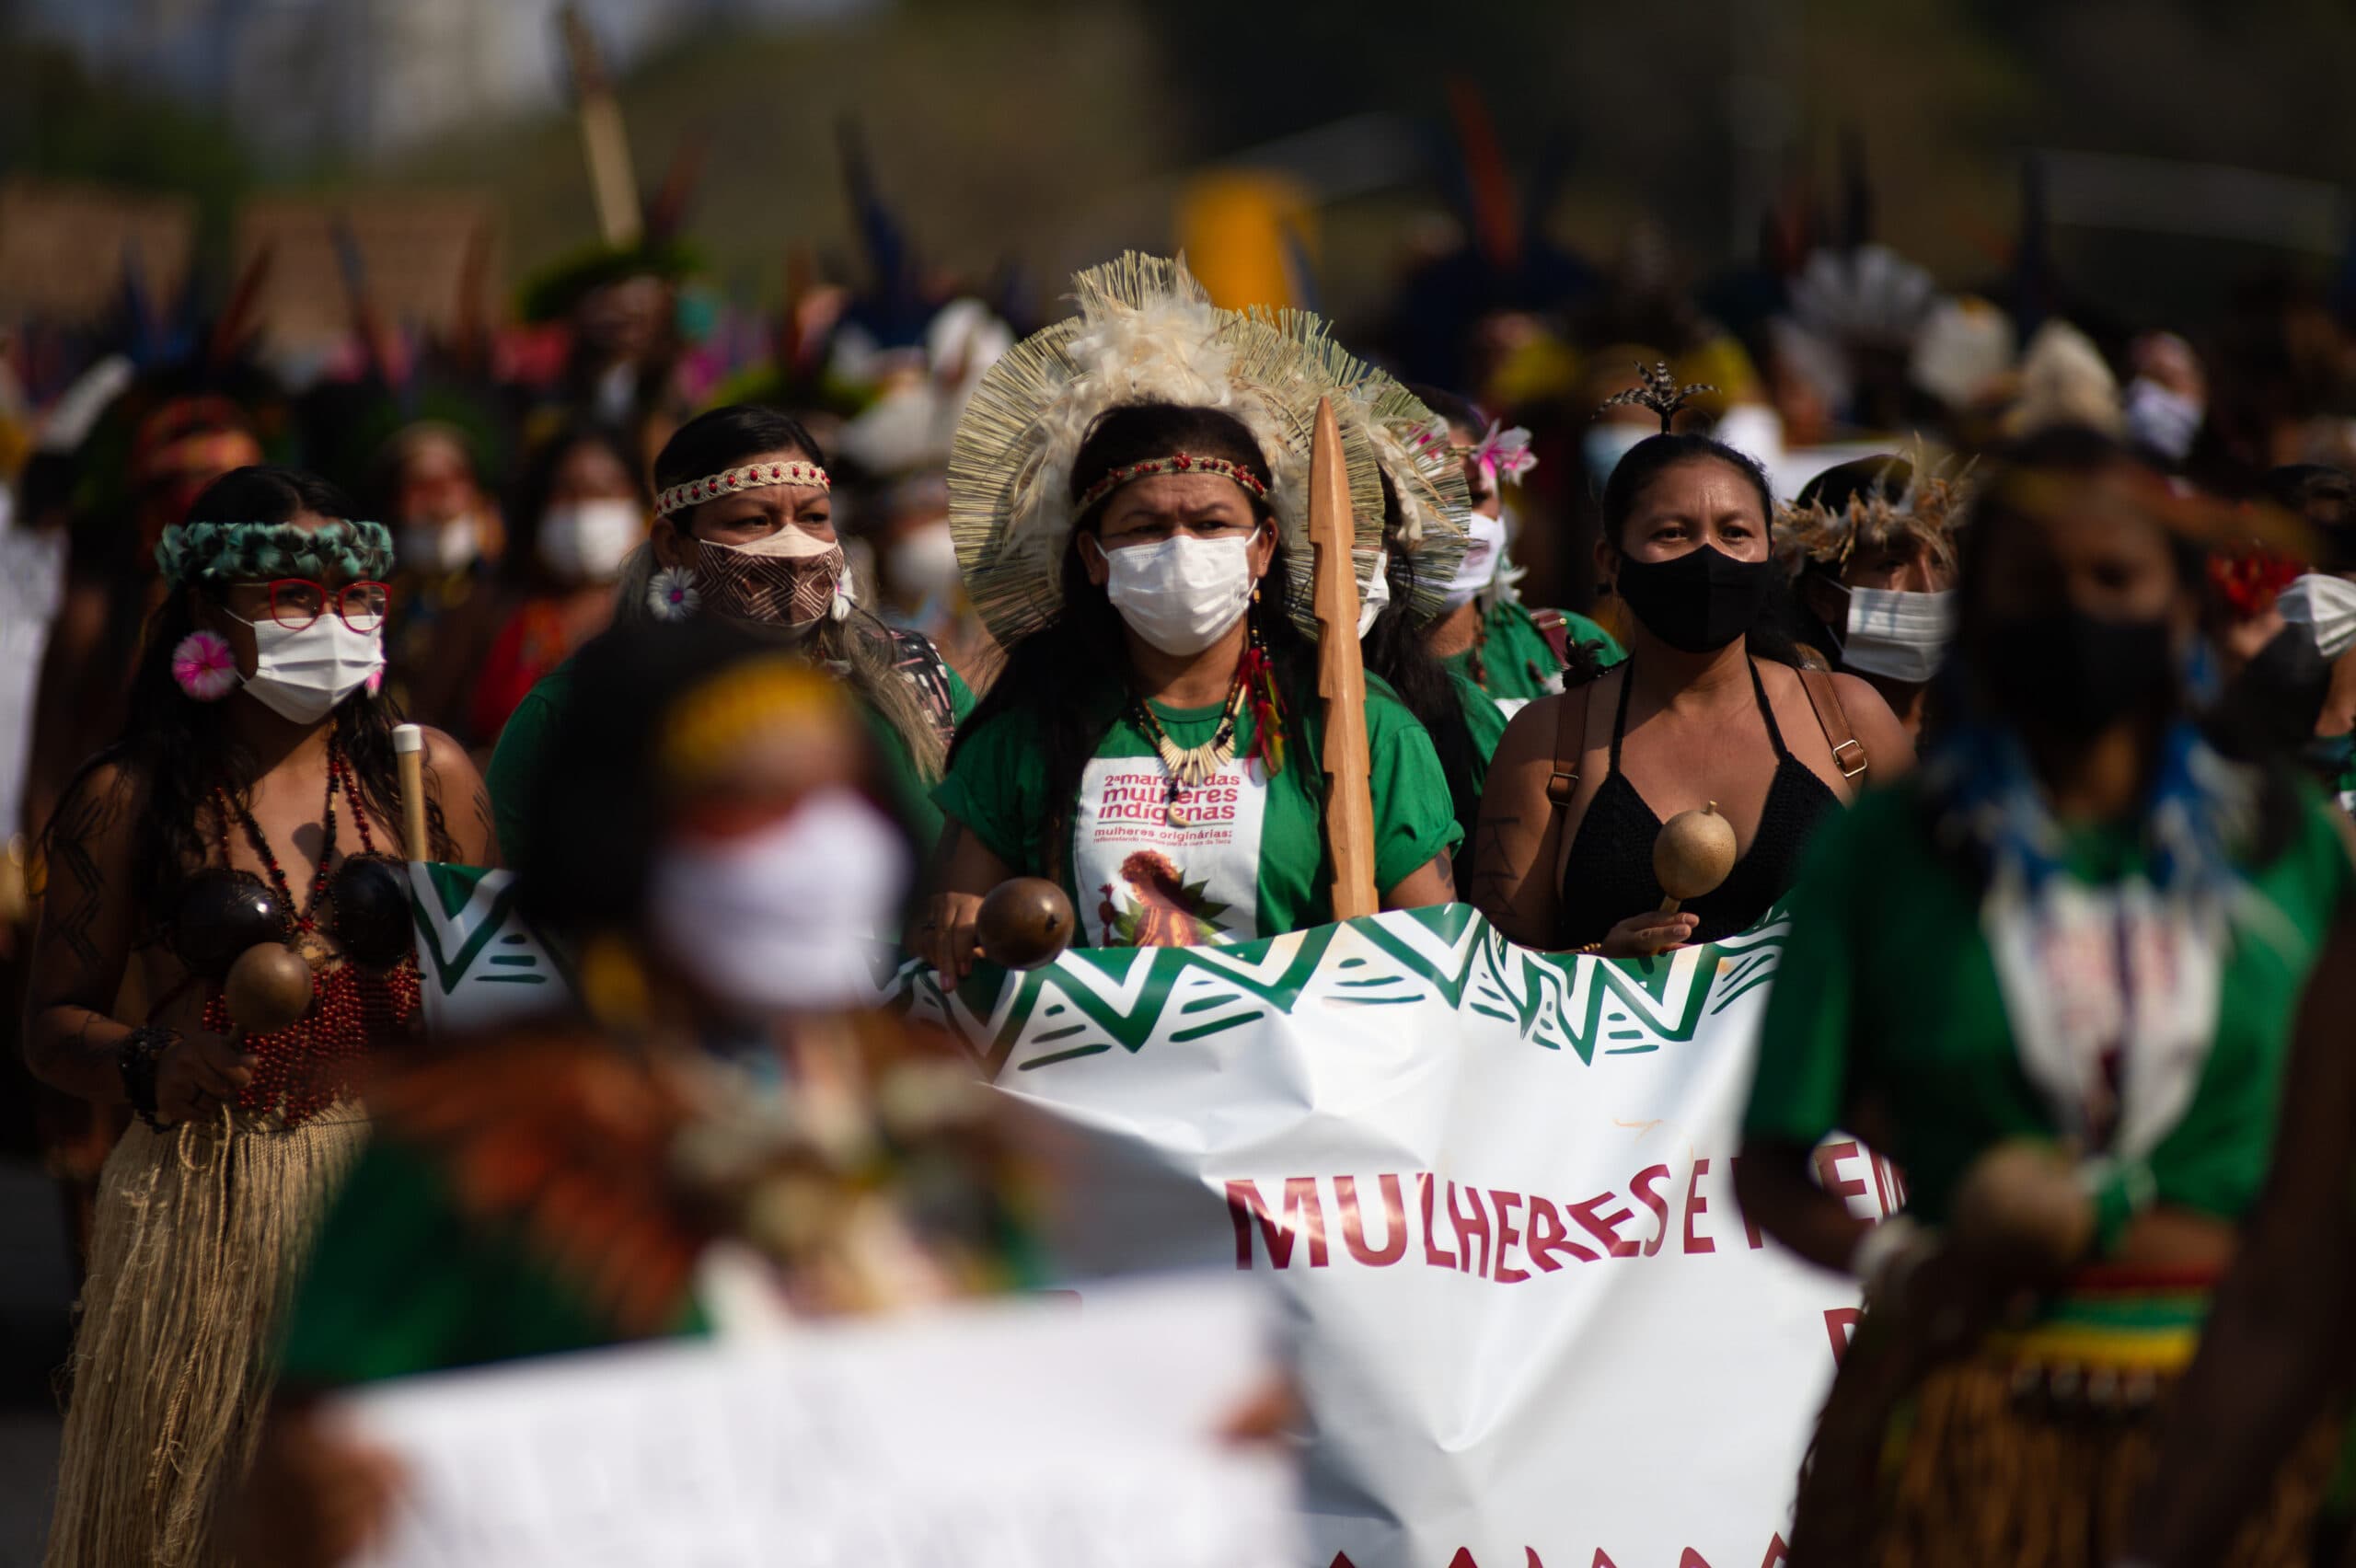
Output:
[1780,449,1973,744]
[924,259,1458,974]
[245,625,1032,1567]
[484,404,969,867]
[1734,428,2354,1567]
[28,468,491,1568]
[1475,373,1910,957]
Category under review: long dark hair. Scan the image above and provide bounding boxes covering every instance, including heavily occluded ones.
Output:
[951,403,1325,866]
[51,466,453,936]
[1591,431,1811,677]
[646,403,951,777]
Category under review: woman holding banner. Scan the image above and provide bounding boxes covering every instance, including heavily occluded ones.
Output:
[25,467,494,1568]
[483,404,971,866]
[1472,374,1911,957]
[919,256,1460,975]
[1733,426,2353,1566]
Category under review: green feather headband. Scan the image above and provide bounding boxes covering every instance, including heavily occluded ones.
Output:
[156,519,396,590]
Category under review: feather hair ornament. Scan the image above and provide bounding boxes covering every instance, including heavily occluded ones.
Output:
[946,253,1391,644]
[1597,361,1717,434]
[1774,442,1978,577]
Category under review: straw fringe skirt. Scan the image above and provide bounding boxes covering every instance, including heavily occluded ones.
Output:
[43,1102,369,1568]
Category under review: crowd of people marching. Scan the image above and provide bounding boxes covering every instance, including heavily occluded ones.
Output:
[7,174,2356,1568]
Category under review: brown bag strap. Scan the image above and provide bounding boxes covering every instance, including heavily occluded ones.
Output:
[1796,666,1870,786]
[1545,685,1585,807]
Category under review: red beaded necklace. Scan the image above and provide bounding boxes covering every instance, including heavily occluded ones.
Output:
[202,738,417,1124]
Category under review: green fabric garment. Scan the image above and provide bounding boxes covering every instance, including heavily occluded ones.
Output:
[934,676,1461,946]
[1442,599,1624,706]
[484,658,973,869]
[278,1138,705,1386]
[1743,782,2352,1240]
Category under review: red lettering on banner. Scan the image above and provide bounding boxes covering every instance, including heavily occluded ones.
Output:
[1815,1140,1869,1212]
[1448,1181,1492,1277]
[1682,1159,1716,1253]
[1680,1551,1715,1568]
[1825,1306,1862,1365]
[1632,1164,1672,1258]
[1447,1552,1477,1568]
[1336,1175,1408,1266]
[1591,1552,1620,1568]
[1567,1191,1640,1258]
[1525,1195,1600,1268]
[1761,1533,1790,1568]
[1225,1178,1328,1268]
[1419,1172,1459,1269]
[1728,1157,1766,1249]
[1488,1190,1530,1283]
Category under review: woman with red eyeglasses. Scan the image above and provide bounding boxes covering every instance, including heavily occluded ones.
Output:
[24,466,496,1568]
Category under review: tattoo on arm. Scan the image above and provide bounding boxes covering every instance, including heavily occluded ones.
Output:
[1432,852,1456,901]
[1466,813,1520,906]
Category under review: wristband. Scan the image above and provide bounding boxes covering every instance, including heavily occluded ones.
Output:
[117,1026,176,1129]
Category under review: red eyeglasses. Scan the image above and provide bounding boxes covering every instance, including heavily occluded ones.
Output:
[257,579,391,632]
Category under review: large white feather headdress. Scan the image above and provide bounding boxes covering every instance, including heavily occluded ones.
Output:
[947,253,1397,644]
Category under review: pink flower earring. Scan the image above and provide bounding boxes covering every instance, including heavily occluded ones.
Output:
[171,631,238,701]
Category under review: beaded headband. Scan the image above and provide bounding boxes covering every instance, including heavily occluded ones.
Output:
[656,460,831,518]
[156,518,395,590]
[1074,453,1269,517]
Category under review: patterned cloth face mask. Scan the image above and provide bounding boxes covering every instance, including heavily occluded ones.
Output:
[695,525,852,627]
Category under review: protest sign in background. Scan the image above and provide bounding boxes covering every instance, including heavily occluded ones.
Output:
[899,906,1895,1568]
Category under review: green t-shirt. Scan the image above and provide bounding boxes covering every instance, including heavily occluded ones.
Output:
[1450,669,1509,852]
[1443,599,1625,709]
[485,657,975,868]
[278,1137,704,1385]
[934,677,1461,946]
[1744,782,2352,1247]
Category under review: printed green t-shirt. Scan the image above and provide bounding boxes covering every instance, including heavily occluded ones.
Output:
[934,677,1461,946]
[1442,598,1625,709]
[1744,780,2352,1245]
[485,659,973,868]
[1449,669,1509,849]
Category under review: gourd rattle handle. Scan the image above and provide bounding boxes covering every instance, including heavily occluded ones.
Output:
[393,724,430,863]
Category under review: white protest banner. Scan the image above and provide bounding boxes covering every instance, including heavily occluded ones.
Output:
[896,905,1901,1568]
[406,863,570,1033]
[339,1274,1296,1568]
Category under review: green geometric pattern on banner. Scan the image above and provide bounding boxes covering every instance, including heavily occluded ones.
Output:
[891,904,1787,1078]
[406,862,574,1014]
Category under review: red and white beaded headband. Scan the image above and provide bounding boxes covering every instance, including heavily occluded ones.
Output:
[656,460,831,518]
[1074,452,1268,517]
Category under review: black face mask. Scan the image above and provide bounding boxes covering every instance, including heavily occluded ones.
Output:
[1613,544,1774,653]
[1974,610,2175,732]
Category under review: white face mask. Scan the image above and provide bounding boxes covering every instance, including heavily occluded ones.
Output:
[1584,423,1654,487]
[1357,550,1392,639]
[2280,573,2356,660]
[1831,584,1956,685]
[1441,513,1508,611]
[537,498,642,582]
[1099,530,1260,656]
[885,522,962,604]
[225,612,386,725]
[650,789,912,1011]
[398,514,481,575]
[2123,376,2204,463]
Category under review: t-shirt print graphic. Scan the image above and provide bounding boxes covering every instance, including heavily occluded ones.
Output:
[1075,755,1268,948]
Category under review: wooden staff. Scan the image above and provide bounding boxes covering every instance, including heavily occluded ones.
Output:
[1309,397,1377,919]
[558,5,642,248]
[393,724,431,863]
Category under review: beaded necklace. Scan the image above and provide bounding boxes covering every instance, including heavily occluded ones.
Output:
[1127,666,1248,829]
[203,740,417,1124]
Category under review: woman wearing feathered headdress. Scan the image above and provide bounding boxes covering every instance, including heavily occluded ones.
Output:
[917,256,1460,976]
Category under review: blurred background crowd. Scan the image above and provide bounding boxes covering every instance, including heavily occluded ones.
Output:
[8,0,2356,1554]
